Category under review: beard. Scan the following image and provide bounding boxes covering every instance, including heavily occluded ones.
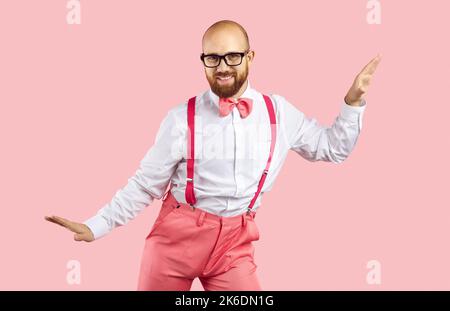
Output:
[206,64,249,98]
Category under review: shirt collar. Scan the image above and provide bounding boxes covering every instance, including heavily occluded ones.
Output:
[208,79,254,108]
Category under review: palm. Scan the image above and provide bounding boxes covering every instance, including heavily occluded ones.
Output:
[45,215,94,242]
[345,54,382,106]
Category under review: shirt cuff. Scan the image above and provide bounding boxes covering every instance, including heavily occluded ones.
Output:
[83,214,110,240]
[340,99,367,130]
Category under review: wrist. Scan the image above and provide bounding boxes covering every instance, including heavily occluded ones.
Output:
[344,95,362,107]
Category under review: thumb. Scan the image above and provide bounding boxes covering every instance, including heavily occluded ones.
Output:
[74,233,88,242]
[74,227,95,242]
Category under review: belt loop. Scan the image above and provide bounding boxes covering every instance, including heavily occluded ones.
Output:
[197,211,206,227]
[162,182,173,201]
[242,213,247,227]
[162,189,170,201]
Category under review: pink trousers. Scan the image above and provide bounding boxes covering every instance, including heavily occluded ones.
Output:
[137,191,262,291]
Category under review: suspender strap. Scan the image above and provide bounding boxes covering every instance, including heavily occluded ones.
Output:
[246,94,277,213]
[185,96,197,206]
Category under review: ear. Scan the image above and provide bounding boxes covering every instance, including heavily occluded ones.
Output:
[247,50,255,65]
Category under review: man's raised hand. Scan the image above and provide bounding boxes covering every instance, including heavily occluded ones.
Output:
[344,54,382,106]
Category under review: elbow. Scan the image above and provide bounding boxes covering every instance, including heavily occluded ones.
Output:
[327,135,353,164]
[329,154,348,164]
[328,145,350,164]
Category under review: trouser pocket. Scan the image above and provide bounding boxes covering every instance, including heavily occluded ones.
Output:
[145,201,177,239]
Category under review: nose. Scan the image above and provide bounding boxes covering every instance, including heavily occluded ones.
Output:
[216,58,231,72]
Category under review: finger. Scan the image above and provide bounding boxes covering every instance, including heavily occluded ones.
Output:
[45,215,76,231]
[360,54,382,76]
[45,215,69,227]
[52,215,74,227]
[45,216,67,227]
[74,232,93,242]
[74,233,84,242]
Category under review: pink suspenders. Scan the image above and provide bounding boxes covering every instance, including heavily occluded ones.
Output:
[185,96,197,206]
[184,95,277,214]
[247,95,277,213]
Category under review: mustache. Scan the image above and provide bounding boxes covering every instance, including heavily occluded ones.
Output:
[215,72,236,78]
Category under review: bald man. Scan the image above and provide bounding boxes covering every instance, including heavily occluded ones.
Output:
[46,20,381,291]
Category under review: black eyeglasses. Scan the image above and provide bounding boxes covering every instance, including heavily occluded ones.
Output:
[200,50,249,68]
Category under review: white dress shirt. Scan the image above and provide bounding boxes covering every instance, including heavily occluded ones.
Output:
[84,80,367,240]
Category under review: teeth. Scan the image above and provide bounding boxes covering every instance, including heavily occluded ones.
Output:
[218,76,232,80]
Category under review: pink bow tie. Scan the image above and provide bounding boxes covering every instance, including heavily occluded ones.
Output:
[219,97,253,118]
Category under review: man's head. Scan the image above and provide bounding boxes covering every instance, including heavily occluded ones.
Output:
[201,20,255,98]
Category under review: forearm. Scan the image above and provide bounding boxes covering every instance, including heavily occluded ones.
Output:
[84,177,157,240]
[291,100,367,163]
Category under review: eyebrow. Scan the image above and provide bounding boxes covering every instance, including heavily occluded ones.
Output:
[203,51,243,56]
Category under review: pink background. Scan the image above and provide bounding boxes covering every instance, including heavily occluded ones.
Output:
[0,0,449,290]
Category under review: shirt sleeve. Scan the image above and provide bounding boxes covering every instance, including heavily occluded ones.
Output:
[83,107,185,240]
[276,94,367,163]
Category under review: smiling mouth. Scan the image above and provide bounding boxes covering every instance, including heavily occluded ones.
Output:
[216,75,234,82]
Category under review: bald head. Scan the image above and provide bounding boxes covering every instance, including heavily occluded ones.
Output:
[202,20,250,54]
[201,20,254,99]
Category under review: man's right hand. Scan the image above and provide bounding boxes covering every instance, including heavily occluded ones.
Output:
[45,215,95,242]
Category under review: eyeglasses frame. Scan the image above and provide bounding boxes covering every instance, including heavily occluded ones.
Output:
[200,50,250,68]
